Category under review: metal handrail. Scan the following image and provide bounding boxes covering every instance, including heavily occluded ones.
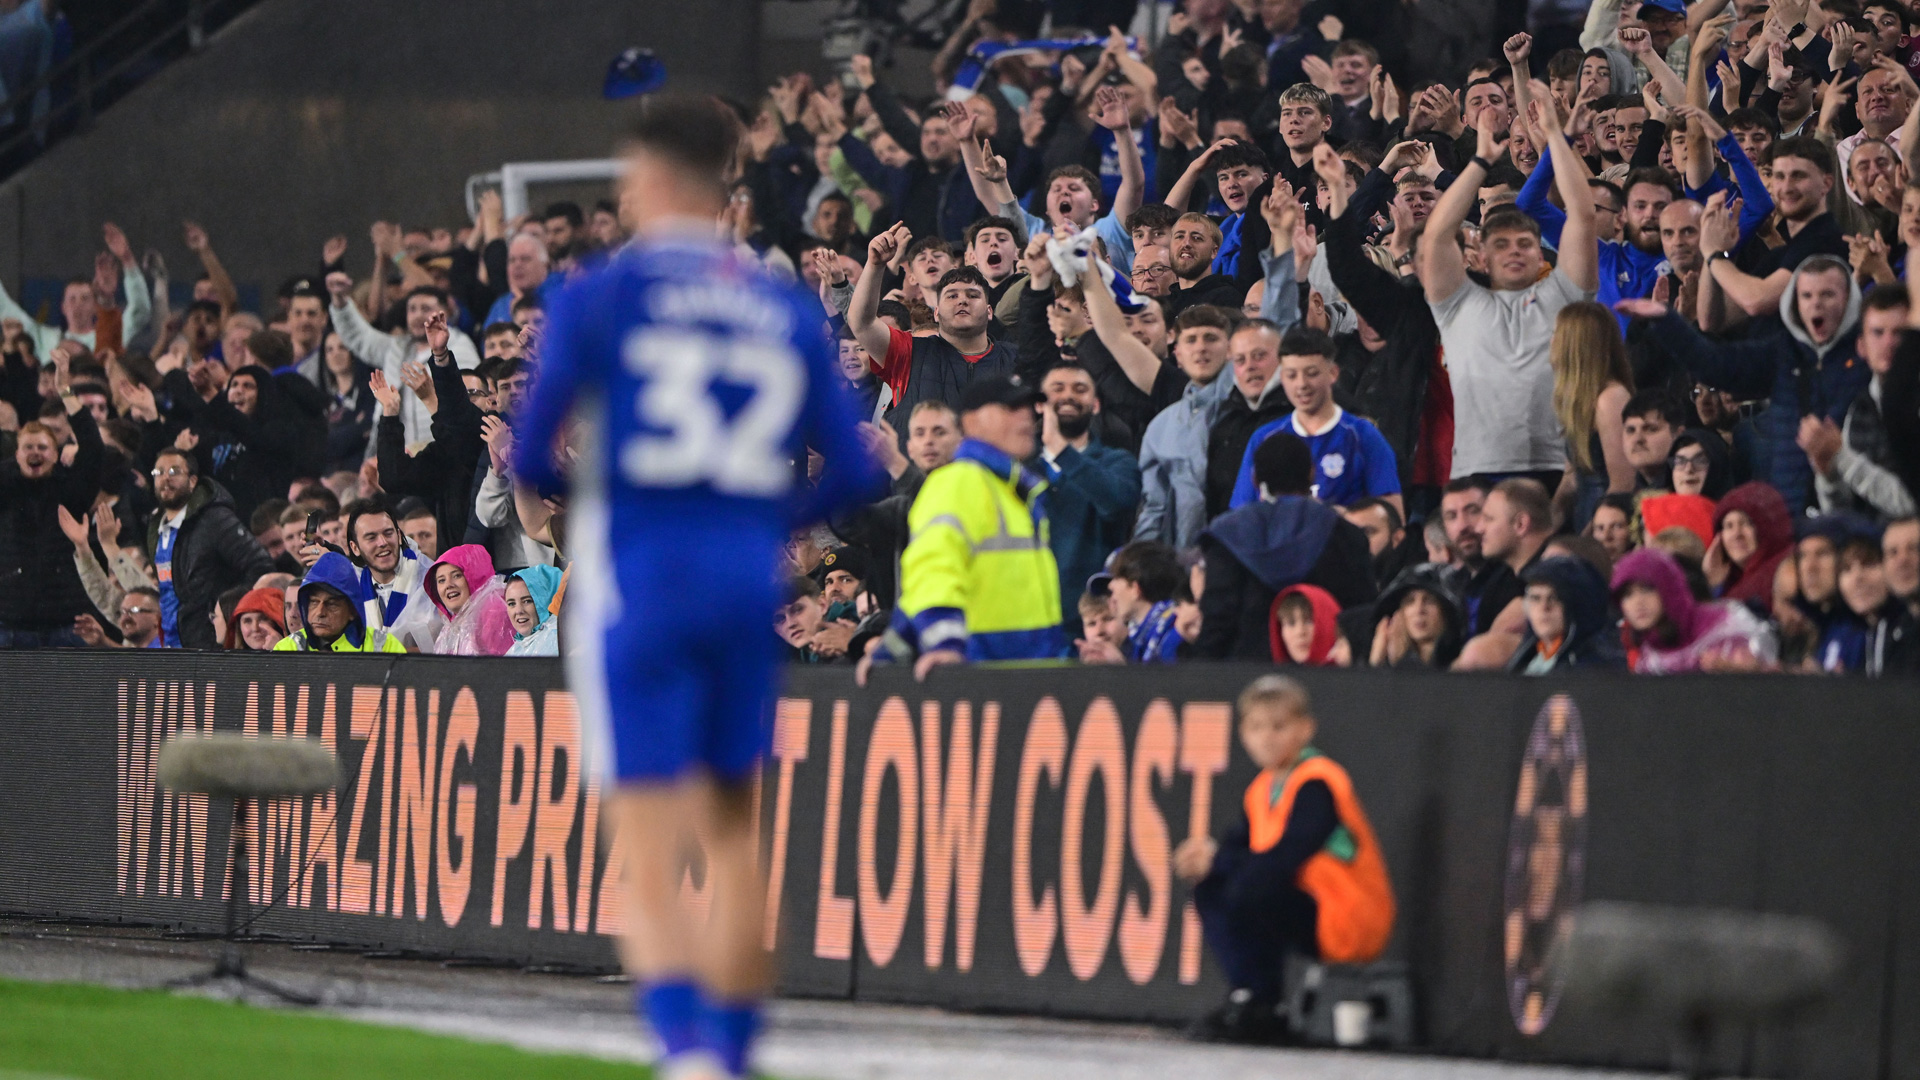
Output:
[0,0,243,167]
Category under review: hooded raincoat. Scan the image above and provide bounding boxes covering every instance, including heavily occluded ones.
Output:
[1611,548,1778,673]
[505,564,563,657]
[1269,583,1344,665]
[272,553,406,653]
[1713,482,1796,615]
[1505,556,1626,672]
[426,544,515,656]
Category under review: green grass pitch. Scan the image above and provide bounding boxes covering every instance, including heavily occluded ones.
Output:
[0,978,658,1079]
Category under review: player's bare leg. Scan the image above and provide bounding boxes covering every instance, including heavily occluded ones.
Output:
[613,777,772,1078]
[697,779,773,998]
[612,785,713,1075]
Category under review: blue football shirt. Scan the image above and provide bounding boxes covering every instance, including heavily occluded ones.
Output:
[1229,407,1401,509]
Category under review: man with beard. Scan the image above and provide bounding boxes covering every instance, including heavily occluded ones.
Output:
[850,224,1018,437]
[1165,139,1270,286]
[0,392,102,648]
[1519,157,1676,317]
[1164,212,1244,318]
[143,446,275,649]
[1836,64,1911,197]
[1030,363,1141,634]
[1439,476,1523,636]
[1701,138,1849,326]
[343,498,435,649]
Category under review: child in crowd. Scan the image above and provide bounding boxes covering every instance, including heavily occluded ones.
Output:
[1074,588,1132,663]
[1175,675,1396,1043]
[1269,584,1348,666]
[1612,548,1778,673]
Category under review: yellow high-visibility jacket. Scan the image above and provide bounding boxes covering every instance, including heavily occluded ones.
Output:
[894,440,1066,661]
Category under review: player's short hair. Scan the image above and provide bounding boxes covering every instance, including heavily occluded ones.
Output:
[1623,166,1681,200]
[154,446,199,476]
[1865,284,1911,314]
[1546,48,1585,82]
[1045,164,1103,196]
[909,398,960,424]
[543,201,584,227]
[625,93,742,186]
[1330,39,1379,64]
[1726,107,1779,135]
[1345,496,1404,533]
[1492,477,1554,535]
[394,496,435,523]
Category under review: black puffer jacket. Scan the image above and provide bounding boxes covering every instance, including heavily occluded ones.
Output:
[142,477,276,650]
[0,405,103,631]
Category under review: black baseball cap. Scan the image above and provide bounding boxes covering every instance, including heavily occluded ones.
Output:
[959,374,1043,414]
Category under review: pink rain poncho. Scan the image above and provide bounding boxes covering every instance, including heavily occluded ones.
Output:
[426,544,516,656]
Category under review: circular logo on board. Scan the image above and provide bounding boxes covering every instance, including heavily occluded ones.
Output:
[1503,693,1588,1036]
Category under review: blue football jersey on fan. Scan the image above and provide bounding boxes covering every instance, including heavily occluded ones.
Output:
[1228,408,1401,510]
[513,228,882,783]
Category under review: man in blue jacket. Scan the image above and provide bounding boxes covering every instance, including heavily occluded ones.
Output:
[1031,362,1141,634]
[1617,254,1868,515]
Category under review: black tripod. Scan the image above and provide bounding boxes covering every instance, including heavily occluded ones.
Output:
[168,797,318,1005]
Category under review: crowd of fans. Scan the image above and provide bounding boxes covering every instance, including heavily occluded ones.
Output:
[3,0,1919,675]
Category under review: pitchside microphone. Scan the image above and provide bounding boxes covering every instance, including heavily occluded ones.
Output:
[1552,902,1842,1077]
[158,734,342,1005]
[158,734,339,799]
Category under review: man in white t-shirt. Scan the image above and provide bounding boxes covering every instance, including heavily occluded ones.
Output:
[1422,81,1598,485]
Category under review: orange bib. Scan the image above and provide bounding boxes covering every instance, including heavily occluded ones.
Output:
[1244,751,1397,964]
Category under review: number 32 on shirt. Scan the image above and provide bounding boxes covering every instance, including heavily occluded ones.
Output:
[618,325,805,497]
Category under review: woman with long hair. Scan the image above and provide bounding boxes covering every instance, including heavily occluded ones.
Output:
[320,330,376,474]
[1550,301,1636,530]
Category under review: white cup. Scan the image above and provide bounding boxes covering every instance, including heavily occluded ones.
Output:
[1332,1000,1371,1047]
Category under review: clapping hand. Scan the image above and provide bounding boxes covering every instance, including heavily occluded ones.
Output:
[369,369,402,414]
